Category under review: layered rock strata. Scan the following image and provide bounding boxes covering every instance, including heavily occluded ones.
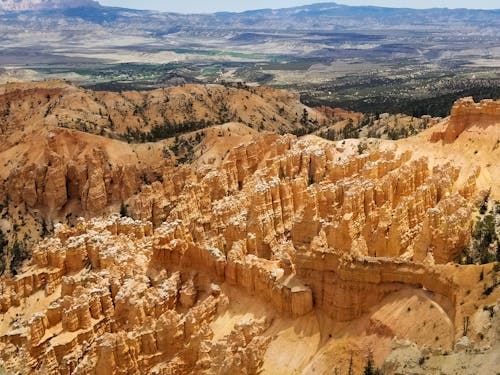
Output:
[131,135,477,265]
[0,81,329,139]
[0,131,484,373]
[431,97,500,142]
[1,136,161,216]
[0,216,282,374]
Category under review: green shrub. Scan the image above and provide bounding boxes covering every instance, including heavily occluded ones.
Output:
[11,240,29,275]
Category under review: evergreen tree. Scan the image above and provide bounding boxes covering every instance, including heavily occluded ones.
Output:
[120,201,129,217]
[11,240,29,275]
[347,352,354,375]
[363,350,375,375]
[41,219,49,237]
[363,350,384,375]
[300,108,309,126]
[0,230,7,275]
[473,214,497,264]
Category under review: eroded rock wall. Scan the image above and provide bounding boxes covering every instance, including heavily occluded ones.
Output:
[0,127,486,373]
[130,135,477,265]
[0,216,307,374]
[431,97,500,142]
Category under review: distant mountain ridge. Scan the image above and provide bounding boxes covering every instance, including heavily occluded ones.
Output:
[0,1,498,15]
[0,1,498,28]
[0,0,99,11]
[0,1,497,31]
[215,2,500,28]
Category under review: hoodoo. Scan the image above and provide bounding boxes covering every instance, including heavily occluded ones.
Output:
[0,84,499,374]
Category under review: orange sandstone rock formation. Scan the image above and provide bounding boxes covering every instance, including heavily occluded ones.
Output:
[0,127,170,217]
[0,87,499,374]
[0,81,330,139]
[1,129,493,374]
[431,97,500,143]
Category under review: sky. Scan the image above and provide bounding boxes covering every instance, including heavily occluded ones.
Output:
[98,0,500,13]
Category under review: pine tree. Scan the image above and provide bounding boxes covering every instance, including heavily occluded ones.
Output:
[300,108,309,126]
[11,240,29,275]
[0,230,7,275]
[347,352,354,375]
[120,201,129,217]
[363,350,374,375]
[364,350,384,375]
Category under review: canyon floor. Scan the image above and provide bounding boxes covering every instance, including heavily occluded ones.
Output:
[0,82,499,374]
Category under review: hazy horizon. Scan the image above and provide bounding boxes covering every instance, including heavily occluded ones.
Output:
[98,0,500,13]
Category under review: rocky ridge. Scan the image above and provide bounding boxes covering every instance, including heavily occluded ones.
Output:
[431,97,500,143]
[0,81,331,274]
[0,81,330,140]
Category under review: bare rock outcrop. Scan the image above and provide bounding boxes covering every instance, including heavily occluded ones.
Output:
[431,97,500,143]
[0,81,331,140]
[0,216,300,374]
[0,96,497,373]
[130,135,476,266]
[0,128,170,222]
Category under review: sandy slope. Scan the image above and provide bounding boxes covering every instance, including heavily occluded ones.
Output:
[398,116,500,199]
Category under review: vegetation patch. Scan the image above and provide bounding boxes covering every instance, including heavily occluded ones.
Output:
[457,196,499,265]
